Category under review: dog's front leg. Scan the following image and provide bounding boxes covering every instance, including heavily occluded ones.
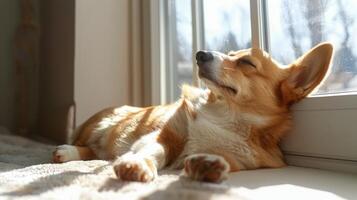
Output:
[184,153,231,183]
[112,131,167,182]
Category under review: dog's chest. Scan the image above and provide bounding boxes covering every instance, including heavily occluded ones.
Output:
[185,110,254,158]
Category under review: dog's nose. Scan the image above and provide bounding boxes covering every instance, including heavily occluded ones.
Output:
[196,51,213,64]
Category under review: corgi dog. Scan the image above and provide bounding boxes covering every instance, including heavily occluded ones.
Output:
[53,43,333,183]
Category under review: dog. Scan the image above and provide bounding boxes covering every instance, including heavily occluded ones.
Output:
[53,42,333,183]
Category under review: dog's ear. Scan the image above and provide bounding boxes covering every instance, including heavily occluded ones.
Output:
[280,42,333,105]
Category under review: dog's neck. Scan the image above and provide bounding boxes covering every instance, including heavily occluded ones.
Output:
[180,85,269,132]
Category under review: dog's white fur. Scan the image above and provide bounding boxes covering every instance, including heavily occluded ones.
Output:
[54,145,81,163]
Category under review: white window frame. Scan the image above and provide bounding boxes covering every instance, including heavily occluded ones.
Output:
[148,0,165,105]
[150,0,357,173]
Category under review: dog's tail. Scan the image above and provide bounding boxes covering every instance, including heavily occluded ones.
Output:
[66,103,77,144]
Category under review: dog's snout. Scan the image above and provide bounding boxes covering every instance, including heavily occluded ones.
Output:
[196,51,213,64]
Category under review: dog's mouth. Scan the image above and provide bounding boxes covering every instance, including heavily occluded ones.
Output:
[201,77,237,95]
[197,58,237,95]
[215,81,237,95]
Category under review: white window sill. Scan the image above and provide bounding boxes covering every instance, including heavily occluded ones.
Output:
[225,166,357,200]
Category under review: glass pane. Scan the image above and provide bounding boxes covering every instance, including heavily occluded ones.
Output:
[268,0,357,95]
[170,0,192,100]
[203,0,251,52]
[171,0,251,100]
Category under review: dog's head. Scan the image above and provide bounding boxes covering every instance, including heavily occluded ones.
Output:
[196,43,333,115]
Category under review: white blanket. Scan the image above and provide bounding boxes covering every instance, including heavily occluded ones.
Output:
[0,129,244,200]
[1,127,356,200]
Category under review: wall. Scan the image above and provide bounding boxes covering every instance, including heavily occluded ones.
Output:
[1,0,134,142]
[38,0,133,142]
[38,0,75,142]
[75,0,131,125]
[0,0,20,132]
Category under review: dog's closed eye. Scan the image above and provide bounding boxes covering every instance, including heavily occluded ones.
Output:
[238,58,256,68]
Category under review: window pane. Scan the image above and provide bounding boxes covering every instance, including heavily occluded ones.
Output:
[203,0,251,52]
[268,0,357,95]
[170,0,251,100]
[169,0,193,100]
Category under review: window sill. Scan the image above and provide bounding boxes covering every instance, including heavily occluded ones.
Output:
[226,166,357,200]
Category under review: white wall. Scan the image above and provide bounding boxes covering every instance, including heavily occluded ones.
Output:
[75,0,131,124]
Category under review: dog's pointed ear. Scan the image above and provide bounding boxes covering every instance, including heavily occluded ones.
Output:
[281,42,333,105]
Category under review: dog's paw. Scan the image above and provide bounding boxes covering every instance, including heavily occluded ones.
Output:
[113,156,157,182]
[52,145,80,163]
[184,154,230,183]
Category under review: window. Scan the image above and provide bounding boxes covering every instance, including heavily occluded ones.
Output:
[268,0,357,95]
[203,0,251,52]
[166,0,251,99]
[164,0,193,101]
[156,0,357,173]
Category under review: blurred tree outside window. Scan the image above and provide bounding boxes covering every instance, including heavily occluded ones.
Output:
[170,0,357,99]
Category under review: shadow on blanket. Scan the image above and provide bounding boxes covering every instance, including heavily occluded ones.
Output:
[0,131,235,200]
[141,176,237,200]
[2,164,112,197]
[2,162,233,200]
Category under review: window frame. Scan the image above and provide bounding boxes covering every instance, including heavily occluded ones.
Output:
[149,0,166,105]
[151,0,357,173]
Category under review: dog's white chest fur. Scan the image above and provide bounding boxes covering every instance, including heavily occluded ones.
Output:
[188,110,256,168]
[170,88,258,169]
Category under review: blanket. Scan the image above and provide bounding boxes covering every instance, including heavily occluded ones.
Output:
[0,128,244,200]
[1,127,355,200]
